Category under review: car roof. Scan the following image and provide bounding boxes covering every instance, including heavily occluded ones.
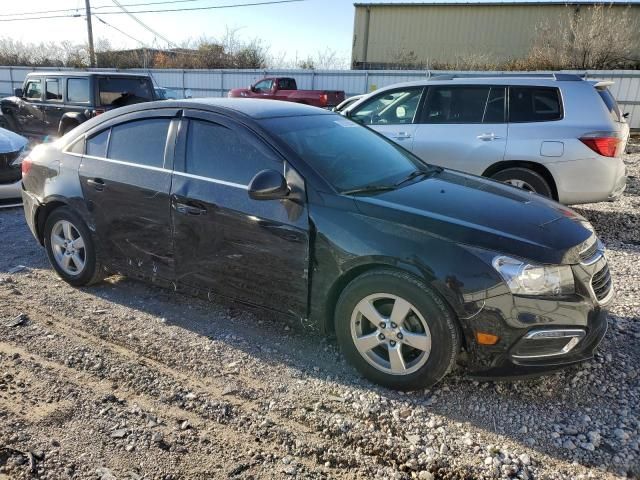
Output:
[116,98,333,120]
[25,71,151,78]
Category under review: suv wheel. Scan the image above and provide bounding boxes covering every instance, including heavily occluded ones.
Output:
[44,207,104,286]
[491,167,553,198]
[335,269,460,390]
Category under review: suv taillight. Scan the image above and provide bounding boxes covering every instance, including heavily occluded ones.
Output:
[320,94,328,106]
[21,156,32,176]
[579,135,621,158]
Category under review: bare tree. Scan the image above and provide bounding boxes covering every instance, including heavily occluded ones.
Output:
[521,4,640,70]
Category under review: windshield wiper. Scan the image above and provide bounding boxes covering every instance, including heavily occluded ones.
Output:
[341,184,396,195]
[393,167,441,187]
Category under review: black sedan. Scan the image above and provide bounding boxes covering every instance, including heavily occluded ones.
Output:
[20,99,612,390]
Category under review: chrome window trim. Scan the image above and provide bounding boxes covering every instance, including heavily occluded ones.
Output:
[65,151,249,189]
[172,171,248,190]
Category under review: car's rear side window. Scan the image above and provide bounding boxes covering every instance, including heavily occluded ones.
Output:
[422,86,497,124]
[86,130,109,158]
[597,87,622,122]
[45,79,62,101]
[108,119,170,168]
[67,78,90,103]
[509,87,562,122]
[185,119,280,185]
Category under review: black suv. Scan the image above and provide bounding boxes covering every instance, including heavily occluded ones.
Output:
[0,72,156,137]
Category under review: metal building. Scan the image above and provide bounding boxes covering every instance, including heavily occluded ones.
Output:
[352,1,640,69]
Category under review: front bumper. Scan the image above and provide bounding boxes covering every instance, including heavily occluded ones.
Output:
[463,246,612,379]
[21,188,40,242]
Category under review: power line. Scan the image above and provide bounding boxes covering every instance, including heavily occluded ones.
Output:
[111,0,176,48]
[0,0,306,19]
[94,15,149,46]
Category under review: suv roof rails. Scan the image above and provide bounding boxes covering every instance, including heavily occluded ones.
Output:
[426,72,586,82]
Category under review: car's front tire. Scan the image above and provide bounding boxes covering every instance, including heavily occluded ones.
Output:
[491,167,553,198]
[43,206,104,286]
[335,269,461,390]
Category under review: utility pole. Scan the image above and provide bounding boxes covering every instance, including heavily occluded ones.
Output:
[85,0,96,67]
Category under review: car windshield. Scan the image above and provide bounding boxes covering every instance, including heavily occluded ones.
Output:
[98,77,154,107]
[261,114,430,193]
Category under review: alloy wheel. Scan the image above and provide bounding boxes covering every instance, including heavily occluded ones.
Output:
[350,293,432,375]
[50,220,86,276]
[504,179,535,192]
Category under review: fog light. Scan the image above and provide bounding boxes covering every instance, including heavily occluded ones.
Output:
[511,329,586,359]
[476,332,500,345]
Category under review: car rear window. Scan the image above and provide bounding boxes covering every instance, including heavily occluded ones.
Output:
[597,87,622,122]
[509,87,562,122]
[98,77,154,107]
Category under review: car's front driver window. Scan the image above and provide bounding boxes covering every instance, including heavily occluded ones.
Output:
[351,88,423,125]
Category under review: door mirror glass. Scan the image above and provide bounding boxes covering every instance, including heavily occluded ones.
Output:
[14,88,23,97]
[248,169,290,200]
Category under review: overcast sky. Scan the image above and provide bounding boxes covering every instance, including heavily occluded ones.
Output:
[0,0,392,64]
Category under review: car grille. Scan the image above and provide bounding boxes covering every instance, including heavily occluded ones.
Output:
[0,150,21,185]
[579,239,598,263]
[591,263,612,302]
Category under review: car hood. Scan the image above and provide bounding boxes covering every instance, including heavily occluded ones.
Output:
[0,127,28,153]
[352,169,592,265]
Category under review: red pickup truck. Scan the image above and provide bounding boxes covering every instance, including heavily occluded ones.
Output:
[228,77,345,108]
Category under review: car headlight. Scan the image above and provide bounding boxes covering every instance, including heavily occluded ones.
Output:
[492,255,575,296]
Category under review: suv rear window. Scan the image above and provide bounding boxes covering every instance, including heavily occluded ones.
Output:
[98,77,154,107]
[509,87,562,122]
[597,87,622,122]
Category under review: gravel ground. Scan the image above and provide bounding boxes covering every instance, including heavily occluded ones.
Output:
[0,148,638,480]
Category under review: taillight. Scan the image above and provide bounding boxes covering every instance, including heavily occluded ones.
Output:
[579,135,621,158]
[320,94,328,106]
[21,156,32,176]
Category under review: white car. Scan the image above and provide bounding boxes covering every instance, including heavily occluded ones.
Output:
[0,127,29,205]
[343,74,629,205]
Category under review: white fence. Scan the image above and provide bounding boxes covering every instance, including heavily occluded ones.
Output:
[1,66,639,129]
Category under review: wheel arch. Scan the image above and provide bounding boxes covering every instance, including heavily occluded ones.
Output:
[320,261,465,344]
[58,112,87,136]
[482,161,558,200]
[35,199,69,245]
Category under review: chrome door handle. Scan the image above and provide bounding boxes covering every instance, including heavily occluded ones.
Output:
[392,132,412,140]
[477,133,503,141]
[87,178,105,191]
[174,202,207,216]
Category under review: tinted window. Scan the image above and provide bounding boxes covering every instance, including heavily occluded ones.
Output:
[186,119,280,184]
[484,87,506,123]
[422,86,496,124]
[45,79,62,101]
[98,77,154,107]
[277,78,296,90]
[108,119,169,167]
[351,88,423,125]
[597,88,622,122]
[261,115,429,193]
[68,78,90,103]
[24,80,42,100]
[509,87,562,122]
[86,130,109,157]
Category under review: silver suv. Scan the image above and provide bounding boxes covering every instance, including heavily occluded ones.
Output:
[343,74,629,205]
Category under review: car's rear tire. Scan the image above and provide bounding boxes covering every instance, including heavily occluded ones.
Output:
[43,206,104,287]
[334,269,460,390]
[491,167,553,198]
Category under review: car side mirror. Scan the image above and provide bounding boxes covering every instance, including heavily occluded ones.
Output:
[248,169,290,200]
[14,88,23,97]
